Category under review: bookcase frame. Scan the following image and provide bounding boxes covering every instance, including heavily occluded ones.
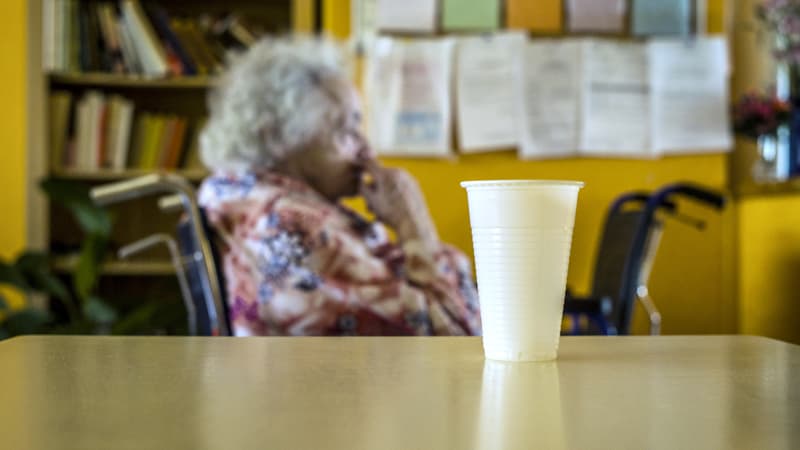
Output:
[26,0,320,276]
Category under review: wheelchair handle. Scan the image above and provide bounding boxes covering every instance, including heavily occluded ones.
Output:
[651,183,726,211]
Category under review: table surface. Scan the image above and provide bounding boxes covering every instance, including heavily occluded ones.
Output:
[0,335,798,450]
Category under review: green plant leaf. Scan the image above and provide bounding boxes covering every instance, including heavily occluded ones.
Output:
[0,260,30,292]
[72,203,113,235]
[74,235,107,301]
[111,301,160,335]
[0,293,7,311]
[2,308,51,336]
[83,296,118,325]
[40,178,92,205]
[15,252,71,300]
[40,178,113,236]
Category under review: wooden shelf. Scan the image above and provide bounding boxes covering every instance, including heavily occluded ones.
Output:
[53,257,177,276]
[48,72,214,89]
[735,178,800,198]
[51,168,209,182]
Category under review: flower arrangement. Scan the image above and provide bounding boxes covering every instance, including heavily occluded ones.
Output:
[732,91,792,139]
[757,0,800,66]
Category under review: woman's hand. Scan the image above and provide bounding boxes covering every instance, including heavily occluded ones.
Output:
[360,162,439,247]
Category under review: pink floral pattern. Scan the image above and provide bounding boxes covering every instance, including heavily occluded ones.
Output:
[198,171,481,336]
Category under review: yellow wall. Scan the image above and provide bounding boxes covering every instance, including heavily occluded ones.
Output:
[0,0,27,260]
[0,0,27,310]
[738,197,800,343]
[326,0,737,334]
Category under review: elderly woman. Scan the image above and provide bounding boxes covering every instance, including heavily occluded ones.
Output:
[198,36,480,336]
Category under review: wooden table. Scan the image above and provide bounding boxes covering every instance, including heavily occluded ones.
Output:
[0,336,797,449]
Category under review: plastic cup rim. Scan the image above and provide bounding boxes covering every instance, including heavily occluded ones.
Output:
[460,179,585,189]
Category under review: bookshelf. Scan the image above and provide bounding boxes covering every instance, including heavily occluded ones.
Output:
[52,167,208,181]
[53,256,177,276]
[27,0,320,299]
[50,72,214,88]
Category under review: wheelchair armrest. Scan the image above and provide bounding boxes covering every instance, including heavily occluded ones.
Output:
[564,295,612,316]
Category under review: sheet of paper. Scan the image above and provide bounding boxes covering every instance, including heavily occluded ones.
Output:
[375,0,436,33]
[649,37,732,154]
[366,37,455,157]
[351,0,377,53]
[632,0,691,36]
[442,0,501,31]
[580,40,652,157]
[456,32,525,152]
[517,39,581,159]
[506,0,562,32]
[696,0,708,34]
[567,0,627,33]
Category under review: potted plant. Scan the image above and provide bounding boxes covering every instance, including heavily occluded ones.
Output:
[733,91,792,182]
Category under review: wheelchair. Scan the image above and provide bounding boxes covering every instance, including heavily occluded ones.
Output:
[563,183,726,335]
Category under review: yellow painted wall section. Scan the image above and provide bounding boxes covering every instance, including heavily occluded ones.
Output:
[0,0,27,259]
[0,0,27,309]
[738,198,800,344]
[325,0,735,334]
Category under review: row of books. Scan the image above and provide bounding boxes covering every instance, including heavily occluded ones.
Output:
[43,0,263,76]
[50,90,205,171]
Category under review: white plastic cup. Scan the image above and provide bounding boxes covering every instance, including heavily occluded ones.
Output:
[461,180,584,362]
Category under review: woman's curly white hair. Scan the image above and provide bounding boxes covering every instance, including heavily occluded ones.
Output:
[200,36,351,171]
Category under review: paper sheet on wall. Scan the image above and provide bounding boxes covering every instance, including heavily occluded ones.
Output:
[456,32,525,152]
[442,0,501,31]
[567,0,627,33]
[351,0,377,53]
[366,37,454,157]
[580,40,652,157]
[631,0,692,36]
[506,0,562,32]
[517,39,581,159]
[649,37,732,154]
[375,0,436,33]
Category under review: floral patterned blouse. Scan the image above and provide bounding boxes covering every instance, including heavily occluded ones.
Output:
[198,171,481,336]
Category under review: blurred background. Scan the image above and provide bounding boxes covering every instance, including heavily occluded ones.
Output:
[1,0,798,343]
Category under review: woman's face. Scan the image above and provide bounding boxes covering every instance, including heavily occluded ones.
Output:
[296,85,374,201]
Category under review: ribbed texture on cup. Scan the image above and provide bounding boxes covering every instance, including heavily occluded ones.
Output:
[471,227,573,362]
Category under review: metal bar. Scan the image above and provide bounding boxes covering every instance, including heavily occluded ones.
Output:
[118,233,197,336]
[636,287,662,336]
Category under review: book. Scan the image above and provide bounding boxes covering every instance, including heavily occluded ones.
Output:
[104,95,131,168]
[73,91,105,169]
[143,4,198,75]
[442,0,501,31]
[116,14,143,74]
[155,116,177,168]
[67,0,81,72]
[48,91,73,169]
[506,0,562,33]
[161,118,188,169]
[180,117,207,169]
[171,19,210,74]
[110,97,135,170]
[96,2,126,73]
[566,0,626,33]
[185,20,223,72]
[127,113,148,168]
[43,0,57,71]
[120,0,169,77]
[631,0,691,36]
[138,114,166,169]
